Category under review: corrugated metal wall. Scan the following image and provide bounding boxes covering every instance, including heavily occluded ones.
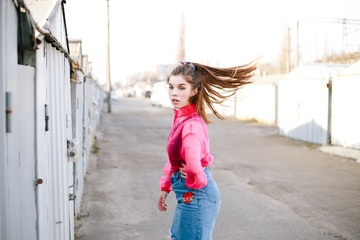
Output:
[46,44,72,240]
[83,73,92,183]
[34,30,50,240]
[0,0,7,238]
[32,3,74,240]
[331,63,360,149]
[278,78,329,144]
[77,60,105,215]
[213,95,236,118]
[0,1,104,240]
[69,40,86,216]
[235,83,278,124]
[216,64,359,149]
[277,64,348,145]
[213,75,282,125]
[0,1,38,239]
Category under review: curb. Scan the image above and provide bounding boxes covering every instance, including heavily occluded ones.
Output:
[319,145,360,163]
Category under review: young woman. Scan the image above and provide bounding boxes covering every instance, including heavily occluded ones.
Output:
[157,60,257,240]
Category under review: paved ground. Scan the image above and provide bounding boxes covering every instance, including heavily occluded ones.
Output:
[75,98,360,240]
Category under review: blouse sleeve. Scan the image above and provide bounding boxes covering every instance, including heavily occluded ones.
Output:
[181,121,208,189]
[159,160,173,193]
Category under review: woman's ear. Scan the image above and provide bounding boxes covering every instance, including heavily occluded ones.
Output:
[191,88,198,97]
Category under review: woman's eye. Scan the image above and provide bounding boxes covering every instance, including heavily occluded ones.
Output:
[169,86,173,89]
[179,87,185,90]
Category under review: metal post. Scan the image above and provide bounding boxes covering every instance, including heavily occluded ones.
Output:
[327,77,332,144]
[106,0,112,113]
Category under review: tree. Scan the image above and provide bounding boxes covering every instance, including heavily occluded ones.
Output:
[176,11,185,63]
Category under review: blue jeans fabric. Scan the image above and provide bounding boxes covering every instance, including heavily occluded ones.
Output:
[170,167,221,240]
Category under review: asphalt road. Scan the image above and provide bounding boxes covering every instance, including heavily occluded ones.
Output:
[75,98,360,240]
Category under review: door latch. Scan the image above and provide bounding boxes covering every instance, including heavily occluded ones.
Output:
[6,92,12,133]
[45,104,49,131]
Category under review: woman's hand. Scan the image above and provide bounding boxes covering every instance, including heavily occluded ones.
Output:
[157,191,168,212]
[180,163,205,179]
[179,163,187,179]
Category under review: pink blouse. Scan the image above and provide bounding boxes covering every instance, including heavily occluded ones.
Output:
[159,104,214,193]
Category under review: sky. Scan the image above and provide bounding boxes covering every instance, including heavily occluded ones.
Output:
[64,0,360,86]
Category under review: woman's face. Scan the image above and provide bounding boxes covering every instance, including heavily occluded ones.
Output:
[168,75,198,109]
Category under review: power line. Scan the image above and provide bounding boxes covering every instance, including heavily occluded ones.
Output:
[294,18,360,66]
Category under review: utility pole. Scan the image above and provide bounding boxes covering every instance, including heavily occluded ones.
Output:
[286,26,291,72]
[106,0,112,113]
[296,21,299,67]
[342,18,346,50]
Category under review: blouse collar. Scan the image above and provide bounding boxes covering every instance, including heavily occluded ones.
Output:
[174,104,197,118]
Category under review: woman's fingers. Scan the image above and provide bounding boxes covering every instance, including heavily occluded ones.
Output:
[179,168,187,179]
[158,201,167,211]
[157,198,165,211]
[161,202,167,211]
[157,192,168,212]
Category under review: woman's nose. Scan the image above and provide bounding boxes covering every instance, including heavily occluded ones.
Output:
[171,89,178,96]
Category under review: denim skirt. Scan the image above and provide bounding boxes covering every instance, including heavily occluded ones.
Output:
[170,167,221,240]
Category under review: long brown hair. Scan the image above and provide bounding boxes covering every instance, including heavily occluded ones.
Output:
[168,60,257,123]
